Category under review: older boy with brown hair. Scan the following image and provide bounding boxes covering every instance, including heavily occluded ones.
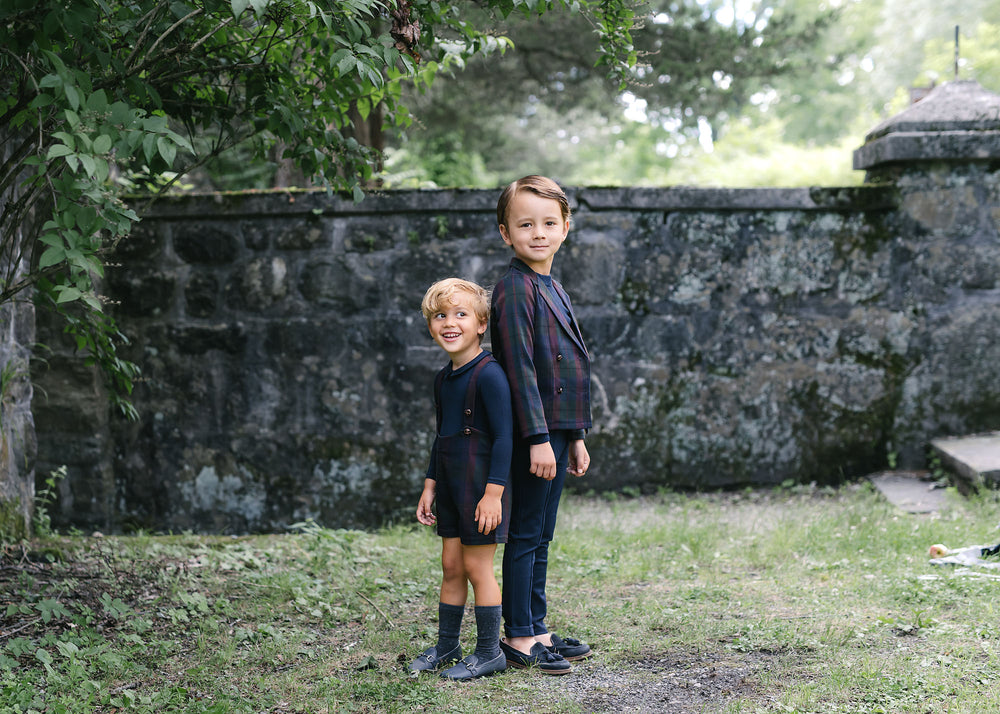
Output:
[491,176,594,675]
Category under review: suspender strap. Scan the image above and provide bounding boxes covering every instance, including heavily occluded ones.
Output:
[461,356,491,429]
[434,354,493,433]
[433,366,448,432]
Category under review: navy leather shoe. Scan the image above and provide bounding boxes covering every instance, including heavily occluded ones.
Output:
[545,633,592,661]
[499,640,572,675]
[408,644,461,673]
[440,652,506,680]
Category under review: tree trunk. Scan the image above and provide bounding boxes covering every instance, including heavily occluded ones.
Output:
[271,140,312,188]
[271,103,385,189]
[0,126,37,541]
[347,102,385,159]
[348,102,385,184]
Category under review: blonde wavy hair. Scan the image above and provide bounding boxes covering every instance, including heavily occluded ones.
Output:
[421,278,490,339]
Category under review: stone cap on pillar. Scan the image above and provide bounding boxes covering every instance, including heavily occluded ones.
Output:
[853,80,1000,171]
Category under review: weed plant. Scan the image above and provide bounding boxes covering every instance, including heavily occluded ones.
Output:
[2,482,1000,712]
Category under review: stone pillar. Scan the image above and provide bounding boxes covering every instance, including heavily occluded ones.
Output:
[853,81,1000,467]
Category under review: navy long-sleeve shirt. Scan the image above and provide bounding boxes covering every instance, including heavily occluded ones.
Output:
[425,350,513,488]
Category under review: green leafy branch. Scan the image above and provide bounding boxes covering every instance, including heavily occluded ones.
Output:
[0,0,639,412]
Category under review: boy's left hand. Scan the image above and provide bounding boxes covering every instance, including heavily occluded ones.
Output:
[475,497,502,534]
[568,440,590,477]
[475,484,505,534]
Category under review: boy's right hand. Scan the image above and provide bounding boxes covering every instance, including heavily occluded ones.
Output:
[529,442,558,481]
[416,484,436,526]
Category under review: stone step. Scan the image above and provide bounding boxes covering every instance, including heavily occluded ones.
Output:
[869,470,949,513]
[929,431,1000,494]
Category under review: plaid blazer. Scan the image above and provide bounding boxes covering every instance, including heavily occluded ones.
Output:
[490,257,592,440]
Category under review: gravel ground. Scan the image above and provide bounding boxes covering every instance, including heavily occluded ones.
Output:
[511,649,771,713]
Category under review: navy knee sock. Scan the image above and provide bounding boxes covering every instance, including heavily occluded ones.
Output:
[436,602,464,655]
[474,605,502,659]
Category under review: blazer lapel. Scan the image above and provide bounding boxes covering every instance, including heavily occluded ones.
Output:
[528,267,589,357]
[551,280,589,356]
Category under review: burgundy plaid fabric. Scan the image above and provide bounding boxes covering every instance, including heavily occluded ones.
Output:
[432,355,512,545]
[490,258,592,440]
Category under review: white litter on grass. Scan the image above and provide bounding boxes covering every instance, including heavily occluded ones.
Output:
[928,543,1000,570]
[949,569,1000,581]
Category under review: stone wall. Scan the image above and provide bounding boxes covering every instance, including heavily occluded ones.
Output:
[32,172,1000,533]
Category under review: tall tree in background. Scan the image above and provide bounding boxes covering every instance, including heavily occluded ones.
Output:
[386,0,836,186]
[0,0,640,536]
[868,0,1000,100]
[386,0,1000,188]
[764,0,1000,146]
[919,21,1000,93]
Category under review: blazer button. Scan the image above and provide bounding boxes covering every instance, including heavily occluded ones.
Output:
[464,408,472,416]
[463,427,472,436]
[556,354,564,361]
[556,386,564,394]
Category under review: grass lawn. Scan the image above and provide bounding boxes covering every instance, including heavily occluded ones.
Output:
[3,481,1000,713]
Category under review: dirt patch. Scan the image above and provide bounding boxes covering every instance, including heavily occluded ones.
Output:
[524,650,773,713]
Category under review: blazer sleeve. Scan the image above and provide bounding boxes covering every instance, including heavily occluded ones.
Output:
[492,273,549,439]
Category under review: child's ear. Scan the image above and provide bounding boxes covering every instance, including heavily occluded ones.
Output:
[498,223,512,246]
[478,320,487,335]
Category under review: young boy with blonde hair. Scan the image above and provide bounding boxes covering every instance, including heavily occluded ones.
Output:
[409,278,513,680]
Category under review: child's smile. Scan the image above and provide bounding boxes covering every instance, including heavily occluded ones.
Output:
[429,300,487,368]
[499,191,570,275]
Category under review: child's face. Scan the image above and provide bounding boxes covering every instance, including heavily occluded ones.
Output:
[498,190,569,275]
[427,296,487,367]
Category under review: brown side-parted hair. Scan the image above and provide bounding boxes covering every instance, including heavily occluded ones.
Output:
[421,278,490,334]
[496,175,571,228]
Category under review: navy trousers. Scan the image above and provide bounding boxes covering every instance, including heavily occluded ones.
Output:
[502,430,571,638]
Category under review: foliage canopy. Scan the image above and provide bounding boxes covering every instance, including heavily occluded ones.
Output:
[0,0,639,414]
[385,1,1000,189]
[384,0,838,187]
